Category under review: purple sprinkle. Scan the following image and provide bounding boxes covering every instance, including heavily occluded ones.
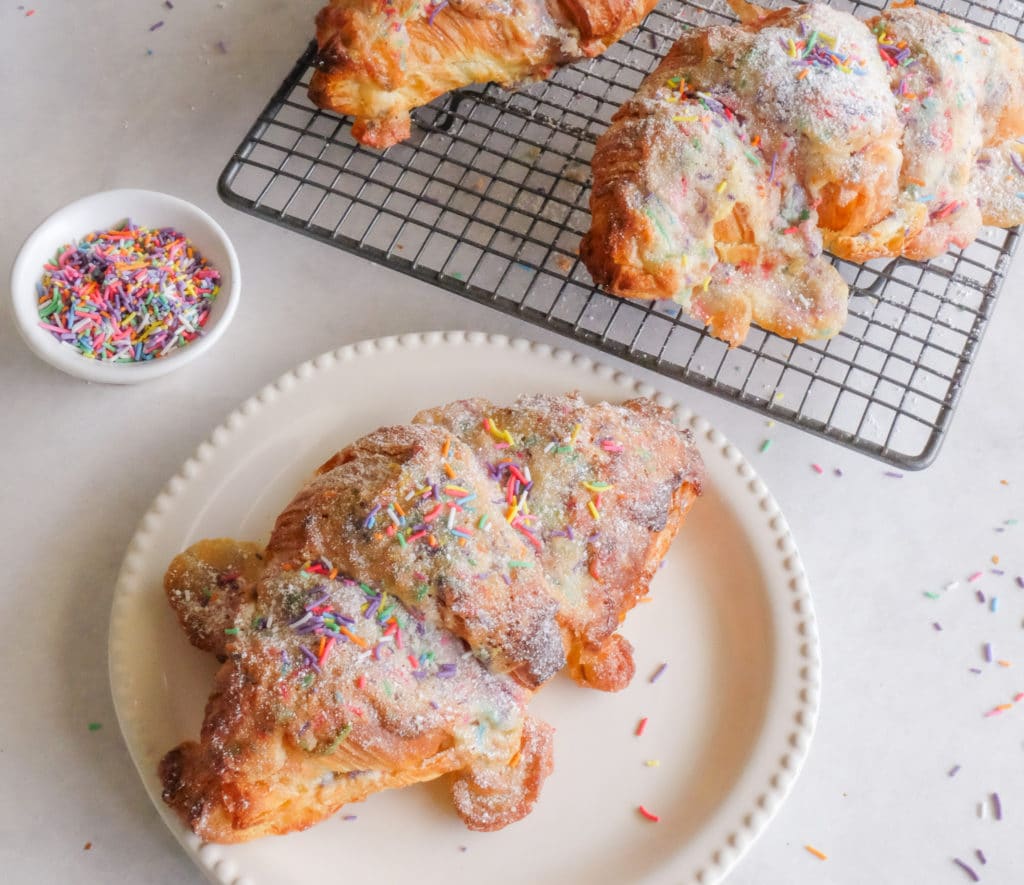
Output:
[164,0,173,7]
[1012,151,1024,176]
[458,846,468,853]
[969,667,983,674]
[984,643,994,662]
[976,849,987,865]
[566,525,575,541]
[991,569,1005,576]
[933,622,943,631]
[649,662,668,683]
[430,0,450,25]
[992,792,1003,820]
[1016,576,1024,588]
[335,614,356,626]
[343,814,358,821]
[216,40,228,54]
[297,720,311,736]
[437,663,457,678]
[299,646,322,673]
[412,670,428,680]
[364,596,381,620]
[149,20,164,31]
[769,153,778,185]
[885,471,904,478]
[305,593,331,611]
[948,765,961,777]
[364,503,381,528]
[977,590,986,603]
[953,859,981,882]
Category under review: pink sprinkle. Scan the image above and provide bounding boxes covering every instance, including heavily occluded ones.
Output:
[811,463,824,475]
[1015,693,1024,703]
[969,571,984,583]
[635,717,648,737]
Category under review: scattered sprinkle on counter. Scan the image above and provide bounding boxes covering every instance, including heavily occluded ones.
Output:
[991,792,1003,820]
[87,722,102,732]
[83,842,92,851]
[953,858,981,882]
[804,845,828,861]
[37,221,220,362]
[649,662,668,683]
[635,716,648,736]
[948,764,961,778]
[637,804,660,822]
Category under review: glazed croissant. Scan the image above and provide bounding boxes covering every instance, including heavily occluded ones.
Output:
[160,394,703,842]
[309,0,660,148]
[580,1,1024,347]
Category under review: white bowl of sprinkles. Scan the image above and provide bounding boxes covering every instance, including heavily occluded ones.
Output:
[10,188,240,384]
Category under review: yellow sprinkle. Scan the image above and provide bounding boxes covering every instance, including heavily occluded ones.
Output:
[644,760,660,767]
[702,277,711,292]
[716,180,728,194]
[680,255,688,268]
[587,500,600,520]
[570,423,581,444]
[804,845,828,861]
[582,482,614,493]
[672,114,698,122]
[506,501,520,524]
[788,37,797,57]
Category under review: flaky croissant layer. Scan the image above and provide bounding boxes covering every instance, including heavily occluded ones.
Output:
[309,0,659,147]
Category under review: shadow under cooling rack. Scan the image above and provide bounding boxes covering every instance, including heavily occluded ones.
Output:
[218,0,1022,470]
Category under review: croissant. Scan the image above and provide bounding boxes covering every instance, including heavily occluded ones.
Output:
[580,1,1024,347]
[159,394,703,842]
[308,0,659,148]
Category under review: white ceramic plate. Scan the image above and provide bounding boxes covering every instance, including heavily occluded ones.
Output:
[109,331,820,885]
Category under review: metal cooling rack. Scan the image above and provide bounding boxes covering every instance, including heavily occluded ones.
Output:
[218,0,1022,469]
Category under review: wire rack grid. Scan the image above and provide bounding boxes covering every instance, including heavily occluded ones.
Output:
[217,0,1023,469]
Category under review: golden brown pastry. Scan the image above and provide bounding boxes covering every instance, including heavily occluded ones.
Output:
[159,393,704,842]
[309,0,659,148]
[580,0,1024,346]
[413,393,703,691]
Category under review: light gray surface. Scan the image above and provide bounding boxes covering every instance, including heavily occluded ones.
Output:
[2,2,1022,883]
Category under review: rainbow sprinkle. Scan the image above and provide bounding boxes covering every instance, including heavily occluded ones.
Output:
[36,221,219,362]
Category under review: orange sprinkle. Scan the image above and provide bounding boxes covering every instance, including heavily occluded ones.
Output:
[751,135,761,147]
[394,501,405,518]
[443,462,456,479]
[796,68,810,80]
[441,437,451,458]
[992,555,1000,564]
[508,750,523,768]
[338,626,369,649]
[281,562,295,571]
[998,660,1012,668]
[428,534,439,548]
[805,845,828,861]
[329,568,338,580]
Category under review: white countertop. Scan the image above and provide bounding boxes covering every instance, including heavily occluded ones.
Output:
[2,2,1023,883]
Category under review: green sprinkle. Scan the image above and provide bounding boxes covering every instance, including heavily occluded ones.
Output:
[923,591,941,599]
[360,583,376,596]
[302,673,315,689]
[315,724,352,755]
[397,533,407,548]
[87,722,102,732]
[478,514,490,530]
[508,560,533,569]
[224,627,239,635]
[416,584,430,600]
[555,445,573,454]
[759,439,772,453]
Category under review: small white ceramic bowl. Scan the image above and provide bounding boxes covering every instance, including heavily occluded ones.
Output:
[10,189,240,384]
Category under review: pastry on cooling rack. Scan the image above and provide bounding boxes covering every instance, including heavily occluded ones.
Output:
[580,0,1024,347]
[159,393,703,842]
[307,0,659,148]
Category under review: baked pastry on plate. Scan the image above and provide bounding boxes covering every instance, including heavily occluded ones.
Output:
[159,393,704,841]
